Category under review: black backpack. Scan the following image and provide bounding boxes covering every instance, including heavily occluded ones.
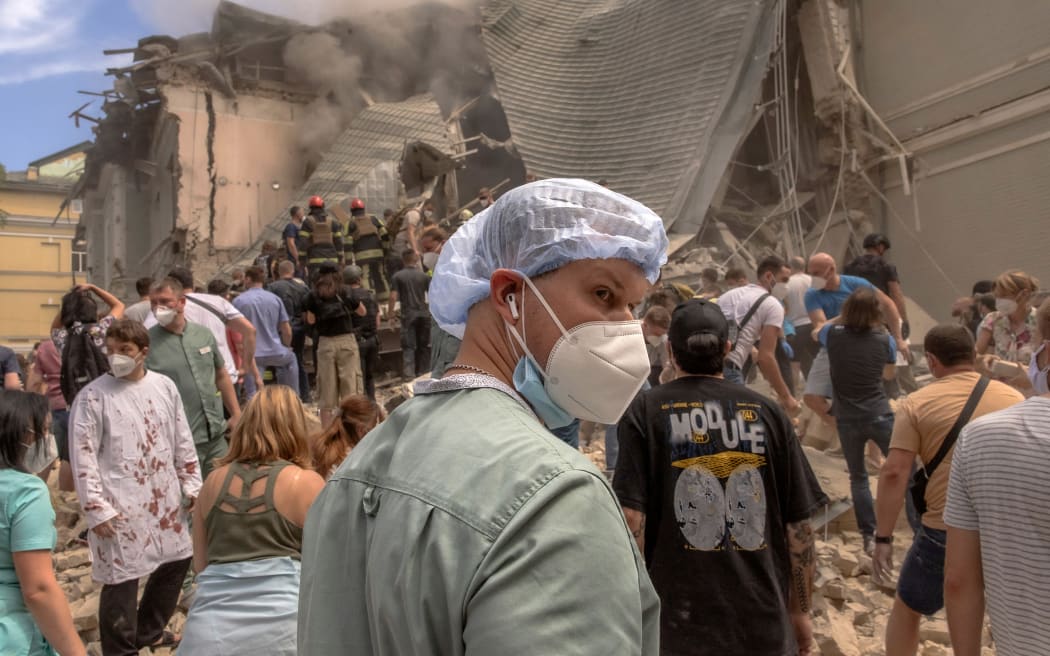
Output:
[60,325,110,404]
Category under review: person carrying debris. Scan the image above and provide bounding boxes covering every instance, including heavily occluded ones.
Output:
[802,252,905,426]
[845,234,917,396]
[343,198,390,302]
[614,298,827,656]
[299,179,664,655]
[386,204,423,279]
[299,196,345,276]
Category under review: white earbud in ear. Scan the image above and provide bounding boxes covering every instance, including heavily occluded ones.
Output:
[507,293,519,320]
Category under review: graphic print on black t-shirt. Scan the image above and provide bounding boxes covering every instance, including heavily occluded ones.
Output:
[614,377,828,656]
[667,397,770,552]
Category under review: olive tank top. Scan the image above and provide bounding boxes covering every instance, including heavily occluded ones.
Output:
[204,461,303,565]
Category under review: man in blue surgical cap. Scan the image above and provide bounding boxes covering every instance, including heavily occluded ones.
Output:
[299,179,667,655]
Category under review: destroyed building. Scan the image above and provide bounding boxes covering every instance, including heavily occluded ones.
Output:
[73,1,499,294]
[72,0,1050,322]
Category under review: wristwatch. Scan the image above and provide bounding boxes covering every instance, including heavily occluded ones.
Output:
[874,535,894,544]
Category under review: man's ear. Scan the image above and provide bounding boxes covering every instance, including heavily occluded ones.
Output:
[490,269,523,325]
[724,339,733,355]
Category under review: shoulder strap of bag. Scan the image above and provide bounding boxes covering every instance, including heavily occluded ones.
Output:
[923,376,990,475]
[186,295,229,325]
[738,293,772,334]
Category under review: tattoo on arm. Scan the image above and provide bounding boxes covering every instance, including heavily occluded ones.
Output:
[788,520,815,614]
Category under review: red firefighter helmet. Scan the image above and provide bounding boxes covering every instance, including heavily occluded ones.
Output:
[308,195,324,209]
[350,198,366,211]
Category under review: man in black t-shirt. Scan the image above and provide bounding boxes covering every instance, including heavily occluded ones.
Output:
[845,233,916,394]
[845,233,909,334]
[614,299,827,656]
[344,265,381,400]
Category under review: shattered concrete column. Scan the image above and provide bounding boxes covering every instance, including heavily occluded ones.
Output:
[93,164,129,295]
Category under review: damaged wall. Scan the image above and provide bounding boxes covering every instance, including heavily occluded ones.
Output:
[168,86,305,253]
[855,0,1050,317]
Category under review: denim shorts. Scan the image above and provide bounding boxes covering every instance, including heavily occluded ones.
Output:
[52,408,70,462]
[897,525,947,615]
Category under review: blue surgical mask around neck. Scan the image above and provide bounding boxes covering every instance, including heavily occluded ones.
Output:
[512,355,575,429]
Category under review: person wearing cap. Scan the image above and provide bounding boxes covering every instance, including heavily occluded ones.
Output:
[613,299,827,656]
[299,179,663,654]
[846,234,916,394]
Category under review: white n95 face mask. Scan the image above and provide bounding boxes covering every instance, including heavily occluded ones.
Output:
[154,307,178,327]
[809,276,827,290]
[772,282,790,300]
[109,354,139,378]
[646,334,667,348]
[422,252,439,270]
[507,275,651,424]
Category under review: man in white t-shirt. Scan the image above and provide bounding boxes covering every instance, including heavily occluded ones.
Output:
[143,268,259,389]
[785,256,818,379]
[944,391,1050,656]
[717,256,799,413]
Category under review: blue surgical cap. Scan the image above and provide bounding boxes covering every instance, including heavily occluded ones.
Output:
[430,178,669,338]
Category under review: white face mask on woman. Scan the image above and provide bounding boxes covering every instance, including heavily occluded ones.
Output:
[22,430,57,476]
[995,297,1019,315]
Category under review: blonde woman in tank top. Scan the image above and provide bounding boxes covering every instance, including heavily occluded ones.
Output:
[179,385,325,655]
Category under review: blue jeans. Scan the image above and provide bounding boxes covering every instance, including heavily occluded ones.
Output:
[244,349,300,399]
[836,414,894,538]
[723,364,745,385]
[898,525,948,615]
[52,408,70,462]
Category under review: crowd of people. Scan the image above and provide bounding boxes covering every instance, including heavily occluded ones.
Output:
[0,178,1048,656]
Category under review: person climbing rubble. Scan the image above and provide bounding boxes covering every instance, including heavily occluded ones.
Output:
[343,198,391,303]
[298,196,345,276]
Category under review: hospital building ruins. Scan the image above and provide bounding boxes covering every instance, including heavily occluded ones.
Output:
[68,0,1050,324]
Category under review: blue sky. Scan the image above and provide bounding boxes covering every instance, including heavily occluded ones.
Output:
[0,0,319,171]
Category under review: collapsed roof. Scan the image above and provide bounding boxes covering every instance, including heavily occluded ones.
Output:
[481,0,780,234]
[302,93,455,214]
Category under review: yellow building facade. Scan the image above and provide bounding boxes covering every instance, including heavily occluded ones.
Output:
[0,143,90,350]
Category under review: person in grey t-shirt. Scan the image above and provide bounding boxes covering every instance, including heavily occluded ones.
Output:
[388,250,431,380]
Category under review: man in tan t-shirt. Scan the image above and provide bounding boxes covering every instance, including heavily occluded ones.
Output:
[872,325,1023,656]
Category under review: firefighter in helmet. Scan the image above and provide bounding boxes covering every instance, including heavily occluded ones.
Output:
[298,195,345,277]
[344,197,391,302]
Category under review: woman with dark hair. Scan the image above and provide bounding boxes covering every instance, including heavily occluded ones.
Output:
[303,266,365,426]
[822,287,900,554]
[312,394,384,479]
[0,390,86,656]
[51,283,125,404]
